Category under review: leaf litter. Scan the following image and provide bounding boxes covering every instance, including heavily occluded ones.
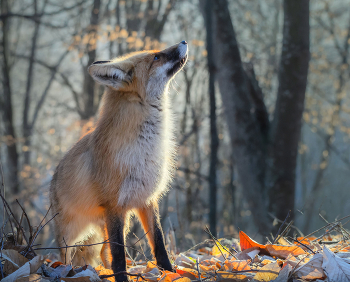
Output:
[2,197,350,281]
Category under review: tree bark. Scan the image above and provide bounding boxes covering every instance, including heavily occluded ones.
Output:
[0,0,19,194]
[82,0,101,120]
[204,0,219,237]
[212,0,271,235]
[22,0,41,166]
[267,0,310,222]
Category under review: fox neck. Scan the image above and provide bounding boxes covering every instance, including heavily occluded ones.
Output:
[93,86,168,151]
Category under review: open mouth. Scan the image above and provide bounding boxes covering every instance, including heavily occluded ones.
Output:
[180,55,187,65]
[167,55,188,77]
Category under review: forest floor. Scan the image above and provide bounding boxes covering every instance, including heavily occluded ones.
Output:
[1,196,350,281]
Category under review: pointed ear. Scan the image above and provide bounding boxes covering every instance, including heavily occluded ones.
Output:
[88,61,133,89]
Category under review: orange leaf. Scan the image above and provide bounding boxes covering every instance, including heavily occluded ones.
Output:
[50,261,63,268]
[239,231,265,251]
[230,260,251,271]
[296,237,316,245]
[265,244,305,259]
[176,267,199,279]
[160,272,182,282]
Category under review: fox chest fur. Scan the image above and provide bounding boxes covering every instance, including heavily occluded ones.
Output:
[89,88,174,209]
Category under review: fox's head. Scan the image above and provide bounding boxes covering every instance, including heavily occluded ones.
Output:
[88,41,188,100]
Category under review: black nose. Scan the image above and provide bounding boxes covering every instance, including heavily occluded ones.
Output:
[181,40,187,45]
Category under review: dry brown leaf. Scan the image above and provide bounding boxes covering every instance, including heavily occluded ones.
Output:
[270,263,293,282]
[323,247,350,282]
[294,253,325,280]
[275,237,290,246]
[216,271,248,282]
[2,255,46,282]
[265,244,305,259]
[228,260,251,271]
[15,274,48,282]
[1,249,29,275]
[253,261,280,281]
[236,246,261,260]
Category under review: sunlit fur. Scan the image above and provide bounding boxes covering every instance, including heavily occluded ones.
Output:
[50,42,188,267]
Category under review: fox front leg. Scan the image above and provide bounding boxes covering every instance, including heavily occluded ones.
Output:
[137,202,173,271]
[106,213,128,282]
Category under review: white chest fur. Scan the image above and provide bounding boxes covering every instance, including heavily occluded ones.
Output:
[116,107,168,207]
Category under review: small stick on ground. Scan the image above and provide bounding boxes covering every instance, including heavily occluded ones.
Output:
[16,200,33,241]
[288,236,316,254]
[204,226,237,259]
[272,210,290,244]
[24,212,58,257]
[306,214,350,238]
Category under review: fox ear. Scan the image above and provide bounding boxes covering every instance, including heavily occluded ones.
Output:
[88,61,133,89]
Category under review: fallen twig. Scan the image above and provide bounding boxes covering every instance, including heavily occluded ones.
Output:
[272,210,290,244]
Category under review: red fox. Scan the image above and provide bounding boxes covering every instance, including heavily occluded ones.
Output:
[50,41,188,281]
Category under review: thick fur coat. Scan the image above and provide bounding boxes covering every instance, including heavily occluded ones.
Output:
[49,42,188,277]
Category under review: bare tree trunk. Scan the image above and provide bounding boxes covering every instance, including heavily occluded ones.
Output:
[0,0,19,194]
[212,0,310,235]
[212,0,270,235]
[22,0,41,166]
[204,0,219,236]
[267,0,310,223]
[82,0,101,120]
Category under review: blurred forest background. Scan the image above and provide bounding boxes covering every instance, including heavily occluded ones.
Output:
[1,0,350,252]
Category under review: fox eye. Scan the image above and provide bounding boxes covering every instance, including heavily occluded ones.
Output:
[154,55,160,61]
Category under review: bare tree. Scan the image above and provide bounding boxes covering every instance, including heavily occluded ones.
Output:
[202,0,219,236]
[212,0,310,234]
[0,0,19,194]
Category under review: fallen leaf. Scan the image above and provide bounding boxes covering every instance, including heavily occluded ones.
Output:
[51,261,64,268]
[2,255,46,282]
[176,266,199,279]
[236,247,261,260]
[275,237,290,246]
[216,271,248,282]
[323,247,350,282]
[143,266,160,281]
[41,264,73,279]
[239,231,265,251]
[294,253,325,280]
[270,263,292,282]
[174,254,195,268]
[16,274,48,281]
[253,261,280,281]
[159,271,182,282]
[296,237,317,245]
[1,249,29,275]
[265,244,305,259]
[61,277,93,282]
[212,243,231,257]
[228,260,251,271]
[94,265,114,282]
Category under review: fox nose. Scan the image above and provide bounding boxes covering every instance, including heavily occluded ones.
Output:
[181,40,187,45]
